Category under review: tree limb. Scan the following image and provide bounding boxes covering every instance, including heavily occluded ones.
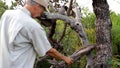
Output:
[58,0,73,43]
[50,44,96,68]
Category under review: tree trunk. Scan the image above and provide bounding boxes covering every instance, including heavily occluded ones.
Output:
[92,0,112,68]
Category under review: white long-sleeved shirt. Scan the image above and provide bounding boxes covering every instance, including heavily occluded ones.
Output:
[0,7,52,68]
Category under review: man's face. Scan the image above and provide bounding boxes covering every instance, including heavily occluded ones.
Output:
[33,4,45,18]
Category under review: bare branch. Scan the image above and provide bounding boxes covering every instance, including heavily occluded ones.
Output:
[67,0,73,16]
[58,0,73,43]
[50,44,96,68]
[74,2,94,67]
[58,23,67,43]
[48,20,56,38]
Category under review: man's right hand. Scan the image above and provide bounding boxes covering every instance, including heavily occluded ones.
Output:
[63,56,73,65]
[47,48,73,65]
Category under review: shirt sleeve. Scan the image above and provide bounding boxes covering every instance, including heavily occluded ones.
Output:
[31,28,52,57]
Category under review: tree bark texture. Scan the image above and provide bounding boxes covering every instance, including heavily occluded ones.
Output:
[92,0,112,68]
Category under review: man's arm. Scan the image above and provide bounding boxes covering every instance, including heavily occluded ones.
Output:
[46,48,73,65]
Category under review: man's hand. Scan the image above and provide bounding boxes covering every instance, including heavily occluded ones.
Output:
[46,48,73,65]
[63,57,73,65]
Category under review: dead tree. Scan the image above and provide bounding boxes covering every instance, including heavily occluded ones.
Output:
[92,0,112,68]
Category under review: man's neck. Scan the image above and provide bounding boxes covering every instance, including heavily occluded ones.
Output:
[24,4,35,18]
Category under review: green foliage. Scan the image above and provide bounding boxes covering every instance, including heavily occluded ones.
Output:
[81,7,92,17]
[0,0,17,17]
[81,10,96,44]
[81,11,96,29]
[10,1,17,9]
[35,59,51,68]
[54,20,81,55]
[110,12,120,55]
[0,0,8,17]
[111,25,120,55]
[110,12,120,68]
[110,12,120,26]
[54,20,88,68]
[85,28,96,44]
[70,56,87,68]
[112,56,120,68]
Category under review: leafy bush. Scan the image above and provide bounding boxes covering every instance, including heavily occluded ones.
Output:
[110,12,120,68]
[0,0,8,17]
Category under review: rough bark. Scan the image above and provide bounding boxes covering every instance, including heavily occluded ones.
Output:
[92,0,112,68]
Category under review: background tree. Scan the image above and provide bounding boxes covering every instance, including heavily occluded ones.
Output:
[92,0,112,68]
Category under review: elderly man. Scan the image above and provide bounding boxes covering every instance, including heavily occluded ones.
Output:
[0,0,73,68]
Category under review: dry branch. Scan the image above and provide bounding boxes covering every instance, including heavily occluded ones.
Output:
[42,12,89,46]
[50,44,96,68]
[58,0,73,43]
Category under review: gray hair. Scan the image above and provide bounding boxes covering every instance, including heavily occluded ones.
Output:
[26,0,38,5]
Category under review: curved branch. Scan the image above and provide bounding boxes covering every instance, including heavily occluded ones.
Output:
[50,44,96,68]
[48,20,56,38]
[43,12,88,43]
[58,0,73,43]
[58,23,67,43]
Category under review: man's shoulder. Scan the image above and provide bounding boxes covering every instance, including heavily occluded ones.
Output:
[4,10,15,13]
[19,17,43,31]
[1,10,15,18]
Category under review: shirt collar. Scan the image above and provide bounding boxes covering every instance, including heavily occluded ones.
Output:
[19,7,31,16]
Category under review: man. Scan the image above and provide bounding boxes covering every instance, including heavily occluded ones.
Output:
[0,0,73,68]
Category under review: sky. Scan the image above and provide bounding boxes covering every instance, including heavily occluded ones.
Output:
[4,0,120,13]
